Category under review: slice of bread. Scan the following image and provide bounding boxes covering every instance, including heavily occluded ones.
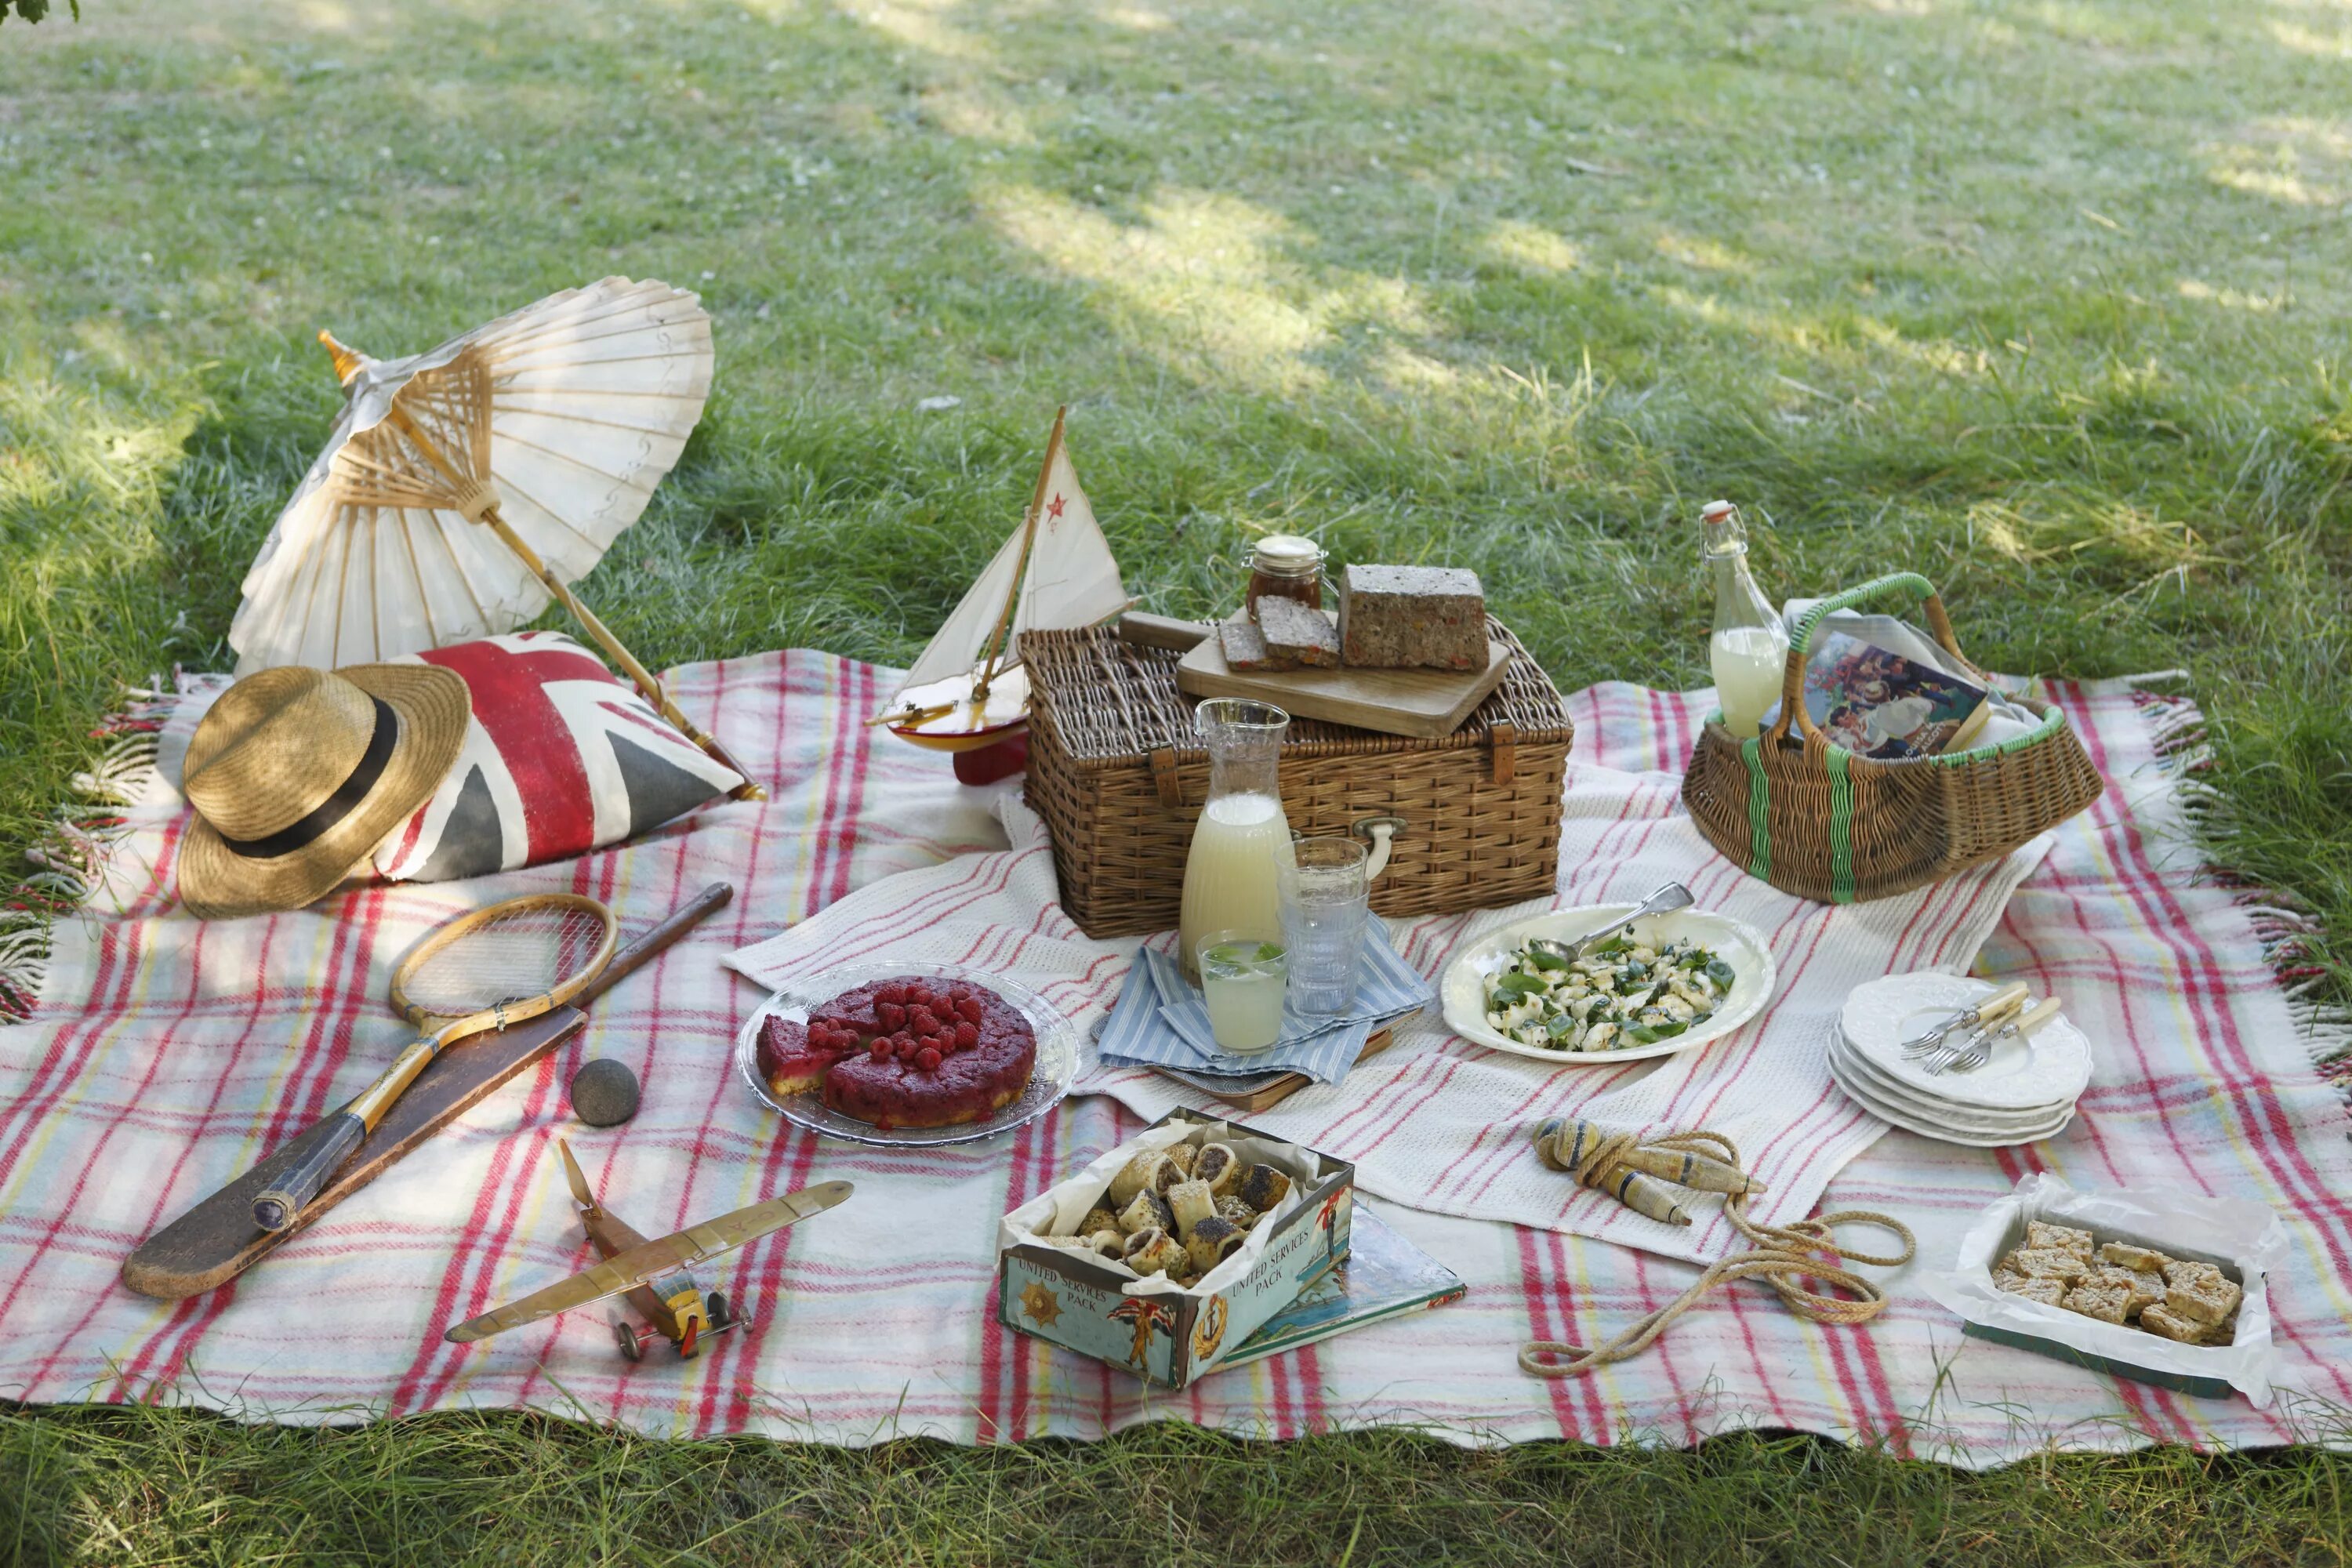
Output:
[1254,596,1339,666]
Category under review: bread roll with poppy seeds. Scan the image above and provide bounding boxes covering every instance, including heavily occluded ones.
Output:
[1236,1163,1291,1213]
[1194,1142,1241,1199]
[1184,1216,1247,1275]
[1118,1188,1174,1236]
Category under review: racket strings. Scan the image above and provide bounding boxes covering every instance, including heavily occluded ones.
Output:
[400,906,613,1020]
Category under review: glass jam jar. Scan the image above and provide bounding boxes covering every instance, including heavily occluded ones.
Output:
[1243,534,1327,612]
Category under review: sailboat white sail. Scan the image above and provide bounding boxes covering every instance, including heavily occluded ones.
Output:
[884,411,1128,753]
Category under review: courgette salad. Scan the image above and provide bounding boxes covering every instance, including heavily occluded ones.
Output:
[1480,933,1737,1052]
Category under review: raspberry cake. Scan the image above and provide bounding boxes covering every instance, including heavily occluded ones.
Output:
[754,975,1037,1131]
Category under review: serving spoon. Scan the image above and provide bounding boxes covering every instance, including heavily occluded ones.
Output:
[1526,882,1697,963]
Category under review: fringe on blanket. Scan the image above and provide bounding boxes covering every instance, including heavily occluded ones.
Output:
[0,676,183,1023]
[2135,686,2352,1079]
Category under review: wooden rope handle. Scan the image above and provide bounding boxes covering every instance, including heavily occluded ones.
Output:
[1763,572,1953,748]
[1520,1123,1917,1378]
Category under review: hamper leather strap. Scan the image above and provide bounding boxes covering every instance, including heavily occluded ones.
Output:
[1489,722,1517,786]
[1149,747,1184,809]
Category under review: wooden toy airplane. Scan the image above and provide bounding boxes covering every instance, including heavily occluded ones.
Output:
[444,1139,852,1361]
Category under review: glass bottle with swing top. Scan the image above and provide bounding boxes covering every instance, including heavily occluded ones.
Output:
[1700,500,1789,739]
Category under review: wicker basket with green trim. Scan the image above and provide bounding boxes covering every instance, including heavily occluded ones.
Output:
[1681,572,2104,905]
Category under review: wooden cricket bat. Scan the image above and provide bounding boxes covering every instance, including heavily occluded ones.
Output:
[121,883,732,1301]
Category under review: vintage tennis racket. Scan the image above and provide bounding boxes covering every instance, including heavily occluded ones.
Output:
[252,893,619,1232]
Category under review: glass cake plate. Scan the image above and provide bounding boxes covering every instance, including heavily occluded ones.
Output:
[734,962,1081,1149]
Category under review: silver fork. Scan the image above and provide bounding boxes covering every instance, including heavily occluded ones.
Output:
[1928,995,2063,1076]
[1917,988,2031,1073]
[1900,980,2028,1060]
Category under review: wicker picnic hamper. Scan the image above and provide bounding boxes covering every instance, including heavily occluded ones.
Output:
[1681,572,2103,905]
[1022,619,1576,938]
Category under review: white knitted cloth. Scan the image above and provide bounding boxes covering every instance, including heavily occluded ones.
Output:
[729,764,2049,1265]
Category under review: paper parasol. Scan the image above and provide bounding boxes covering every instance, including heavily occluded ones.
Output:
[228,275,759,794]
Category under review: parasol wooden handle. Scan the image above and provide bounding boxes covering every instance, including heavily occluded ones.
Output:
[477,509,767,800]
[377,401,767,800]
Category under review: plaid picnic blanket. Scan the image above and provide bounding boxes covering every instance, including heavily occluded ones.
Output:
[0,652,2345,1465]
[730,747,2052,1269]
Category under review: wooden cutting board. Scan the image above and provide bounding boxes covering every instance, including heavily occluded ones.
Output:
[1174,630,1513,739]
[1152,1026,1396,1112]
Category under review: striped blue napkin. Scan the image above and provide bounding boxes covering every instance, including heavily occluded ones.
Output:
[1094,916,1433,1085]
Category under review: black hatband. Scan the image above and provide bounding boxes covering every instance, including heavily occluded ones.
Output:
[220,698,400,860]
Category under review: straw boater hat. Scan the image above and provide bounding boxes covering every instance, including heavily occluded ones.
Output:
[177,663,470,920]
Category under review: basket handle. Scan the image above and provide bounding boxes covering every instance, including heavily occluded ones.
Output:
[1765,572,1970,746]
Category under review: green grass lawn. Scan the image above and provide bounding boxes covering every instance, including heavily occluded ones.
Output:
[3,0,2350,1559]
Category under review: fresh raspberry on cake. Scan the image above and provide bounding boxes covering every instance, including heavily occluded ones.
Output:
[810,973,1040,1131]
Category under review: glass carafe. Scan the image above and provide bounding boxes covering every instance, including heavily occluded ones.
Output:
[1700,499,1789,739]
[1178,699,1296,981]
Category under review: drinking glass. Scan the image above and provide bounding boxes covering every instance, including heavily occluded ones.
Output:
[1279,836,1371,1015]
[1196,930,1290,1054]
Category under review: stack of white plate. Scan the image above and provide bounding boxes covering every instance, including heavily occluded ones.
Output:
[1830,973,2092,1148]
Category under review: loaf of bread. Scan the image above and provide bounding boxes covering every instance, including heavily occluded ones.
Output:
[1337,564,1486,670]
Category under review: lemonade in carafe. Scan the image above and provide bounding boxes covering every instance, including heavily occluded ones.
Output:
[1178,699,1296,980]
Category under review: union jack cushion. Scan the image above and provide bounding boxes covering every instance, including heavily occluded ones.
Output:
[370,631,744,884]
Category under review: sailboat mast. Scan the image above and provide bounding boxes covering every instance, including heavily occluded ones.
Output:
[973,405,1067,700]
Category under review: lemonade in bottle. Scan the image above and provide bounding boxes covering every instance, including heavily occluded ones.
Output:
[1700,500,1789,738]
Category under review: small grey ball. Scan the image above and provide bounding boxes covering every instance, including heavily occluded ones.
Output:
[570,1058,641,1127]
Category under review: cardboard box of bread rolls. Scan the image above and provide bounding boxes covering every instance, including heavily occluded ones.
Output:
[996,1108,1354,1387]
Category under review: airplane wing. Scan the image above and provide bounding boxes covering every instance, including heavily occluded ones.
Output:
[444,1179,854,1343]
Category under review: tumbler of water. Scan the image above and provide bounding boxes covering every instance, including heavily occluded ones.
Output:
[1279,837,1371,1015]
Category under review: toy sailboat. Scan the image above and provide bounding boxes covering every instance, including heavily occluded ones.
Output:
[877,407,1128,782]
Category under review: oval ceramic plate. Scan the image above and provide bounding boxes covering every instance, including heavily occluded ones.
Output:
[734,962,1081,1148]
[1841,973,2092,1112]
[1440,904,1777,1065]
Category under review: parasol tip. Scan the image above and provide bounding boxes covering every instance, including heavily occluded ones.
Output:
[317,328,368,385]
